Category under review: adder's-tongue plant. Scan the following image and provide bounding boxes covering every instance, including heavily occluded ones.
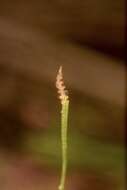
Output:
[56,66,69,190]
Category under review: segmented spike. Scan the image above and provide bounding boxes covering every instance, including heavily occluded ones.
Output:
[56,66,68,104]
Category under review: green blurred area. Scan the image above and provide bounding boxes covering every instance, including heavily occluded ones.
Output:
[16,76,125,189]
[0,74,125,189]
[25,128,124,174]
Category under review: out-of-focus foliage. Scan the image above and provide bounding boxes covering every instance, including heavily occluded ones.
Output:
[25,128,124,175]
[0,0,125,189]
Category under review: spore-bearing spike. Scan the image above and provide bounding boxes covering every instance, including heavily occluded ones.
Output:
[56,66,69,103]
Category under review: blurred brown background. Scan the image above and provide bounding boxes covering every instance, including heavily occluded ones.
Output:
[0,0,125,190]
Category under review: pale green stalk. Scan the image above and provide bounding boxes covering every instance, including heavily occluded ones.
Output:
[59,99,69,190]
[56,66,69,190]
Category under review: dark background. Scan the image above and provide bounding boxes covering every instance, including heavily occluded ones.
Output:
[0,1,125,190]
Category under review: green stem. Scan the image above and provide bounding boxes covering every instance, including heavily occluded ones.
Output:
[59,100,69,190]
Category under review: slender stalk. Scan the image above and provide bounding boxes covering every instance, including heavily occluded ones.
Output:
[59,99,69,190]
[56,66,69,190]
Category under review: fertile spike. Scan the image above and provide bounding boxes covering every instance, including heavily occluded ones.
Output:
[56,66,68,104]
